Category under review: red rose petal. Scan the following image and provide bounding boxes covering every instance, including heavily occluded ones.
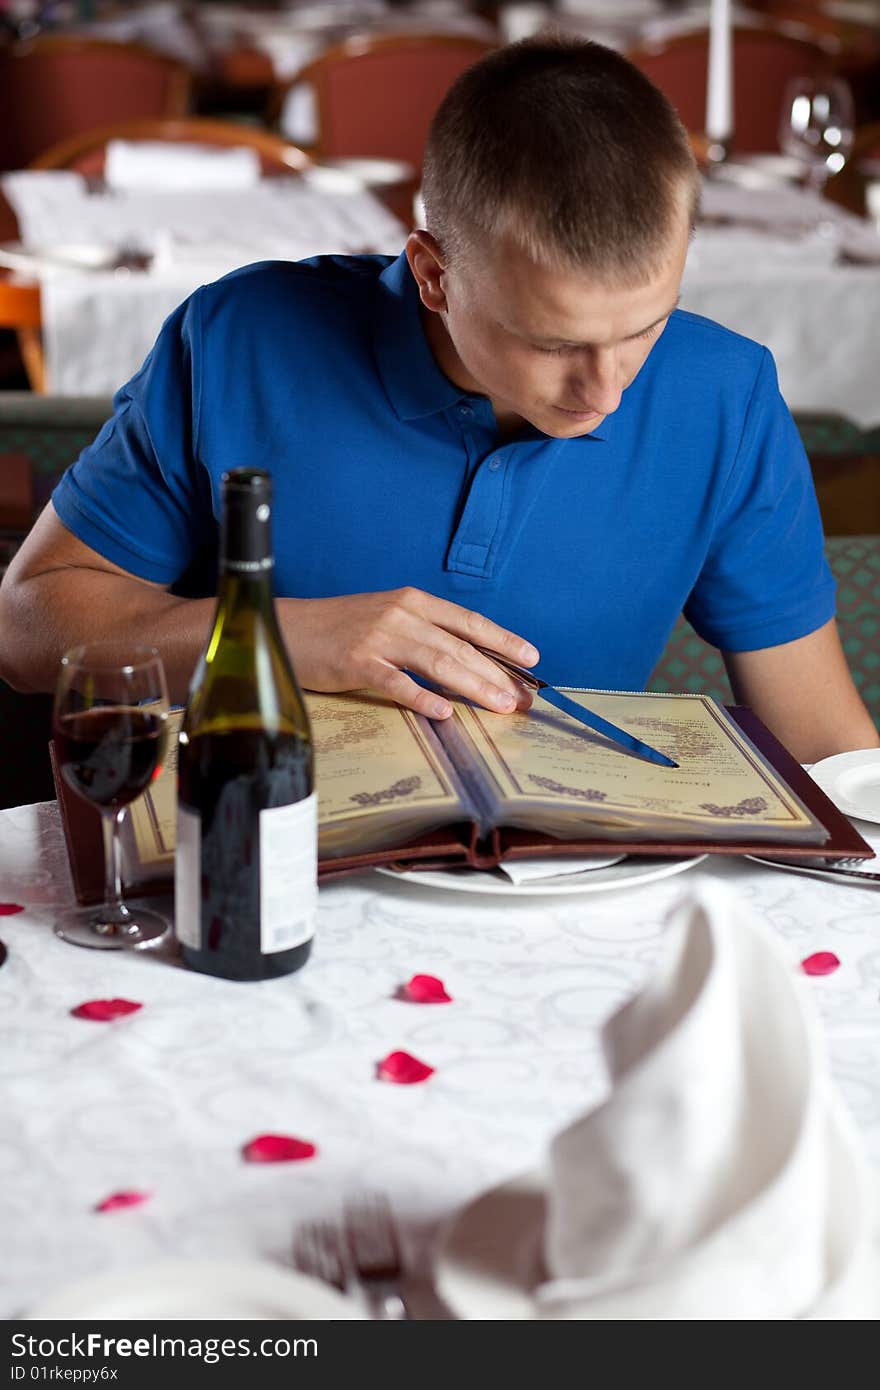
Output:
[71,998,143,1022]
[801,951,841,977]
[242,1134,317,1163]
[0,903,24,916]
[95,1190,151,1213]
[377,1050,435,1084]
[401,974,452,1004]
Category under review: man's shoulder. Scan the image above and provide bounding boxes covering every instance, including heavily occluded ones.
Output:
[196,254,395,322]
[662,308,767,374]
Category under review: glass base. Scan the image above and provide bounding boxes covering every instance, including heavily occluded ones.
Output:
[54,902,169,950]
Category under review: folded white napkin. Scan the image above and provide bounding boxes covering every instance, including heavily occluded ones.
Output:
[536,882,876,1318]
[104,141,262,192]
[497,853,625,884]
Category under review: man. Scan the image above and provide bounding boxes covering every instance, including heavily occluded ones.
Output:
[0,39,875,762]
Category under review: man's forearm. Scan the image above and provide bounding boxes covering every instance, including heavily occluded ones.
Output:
[0,568,216,701]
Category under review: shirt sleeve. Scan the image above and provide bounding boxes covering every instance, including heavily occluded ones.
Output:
[51,289,213,586]
[684,347,836,652]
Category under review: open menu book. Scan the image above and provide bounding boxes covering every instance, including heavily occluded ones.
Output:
[51,687,872,903]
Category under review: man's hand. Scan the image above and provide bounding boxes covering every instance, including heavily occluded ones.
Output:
[280,587,539,719]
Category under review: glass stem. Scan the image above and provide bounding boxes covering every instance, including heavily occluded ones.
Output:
[101,807,128,922]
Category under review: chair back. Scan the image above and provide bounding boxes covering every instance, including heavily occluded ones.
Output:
[271,33,495,171]
[627,26,834,152]
[29,118,311,178]
[0,36,192,172]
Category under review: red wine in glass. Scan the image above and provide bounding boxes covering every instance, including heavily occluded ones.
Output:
[53,644,170,950]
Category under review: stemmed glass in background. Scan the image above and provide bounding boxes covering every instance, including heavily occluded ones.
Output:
[778,75,855,193]
[53,642,170,949]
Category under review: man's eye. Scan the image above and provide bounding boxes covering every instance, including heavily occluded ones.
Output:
[534,344,568,355]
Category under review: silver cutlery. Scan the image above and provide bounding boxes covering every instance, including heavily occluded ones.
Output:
[747,853,880,886]
[343,1192,409,1320]
[292,1219,348,1294]
[293,1194,410,1318]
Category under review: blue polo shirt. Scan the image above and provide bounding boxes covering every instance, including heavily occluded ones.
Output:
[52,251,835,688]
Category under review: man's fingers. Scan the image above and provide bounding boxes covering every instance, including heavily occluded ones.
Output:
[402,590,539,668]
[403,636,527,714]
[371,661,453,719]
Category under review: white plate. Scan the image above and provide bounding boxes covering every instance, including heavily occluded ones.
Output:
[26,1257,363,1320]
[809,749,880,826]
[0,240,120,274]
[712,155,803,190]
[375,854,708,896]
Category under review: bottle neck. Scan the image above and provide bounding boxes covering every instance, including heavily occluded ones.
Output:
[220,496,273,577]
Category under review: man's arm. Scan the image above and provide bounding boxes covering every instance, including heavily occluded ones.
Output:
[0,506,537,717]
[723,618,879,763]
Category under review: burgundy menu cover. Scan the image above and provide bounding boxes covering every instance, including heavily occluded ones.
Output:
[50,705,874,906]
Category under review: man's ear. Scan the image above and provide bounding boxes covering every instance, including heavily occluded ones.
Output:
[405,230,448,313]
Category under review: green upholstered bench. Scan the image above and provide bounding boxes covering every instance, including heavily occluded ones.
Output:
[650,536,880,727]
[0,392,113,570]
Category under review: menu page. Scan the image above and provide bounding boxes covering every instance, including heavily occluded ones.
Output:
[458,690,820,835]
[129,692,464,868]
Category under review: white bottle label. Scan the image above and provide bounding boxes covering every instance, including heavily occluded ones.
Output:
[175,805,201,950]
[259,791,318,954]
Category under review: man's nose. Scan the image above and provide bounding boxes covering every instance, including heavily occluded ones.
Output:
[567,346,623,415]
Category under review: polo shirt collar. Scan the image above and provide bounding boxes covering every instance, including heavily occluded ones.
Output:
[373,252,465,420]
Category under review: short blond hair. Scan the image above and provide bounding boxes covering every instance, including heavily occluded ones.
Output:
[422,36,699,278]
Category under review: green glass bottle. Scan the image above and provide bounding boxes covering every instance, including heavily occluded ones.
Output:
[175,469,316,980]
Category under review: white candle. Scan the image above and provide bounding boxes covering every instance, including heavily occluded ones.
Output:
[705,0,733,143]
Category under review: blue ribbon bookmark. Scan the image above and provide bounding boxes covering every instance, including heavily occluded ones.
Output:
[474,647,678,769]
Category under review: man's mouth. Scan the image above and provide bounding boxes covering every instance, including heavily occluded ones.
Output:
[552,405,601,422]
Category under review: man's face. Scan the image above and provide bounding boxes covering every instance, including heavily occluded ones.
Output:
[412,215,690,438]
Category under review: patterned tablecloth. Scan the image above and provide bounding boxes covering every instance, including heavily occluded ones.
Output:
[1,798,878,1318]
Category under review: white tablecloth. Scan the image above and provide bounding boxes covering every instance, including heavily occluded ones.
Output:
[1,799,879,1319]
[1,171,407,397]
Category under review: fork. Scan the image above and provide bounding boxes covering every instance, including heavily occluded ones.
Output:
[292,1219,348,1294]
[747,853,880,885]
[343,1192,410,1320]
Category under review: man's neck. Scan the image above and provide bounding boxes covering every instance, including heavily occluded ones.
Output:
[420,305,527,442]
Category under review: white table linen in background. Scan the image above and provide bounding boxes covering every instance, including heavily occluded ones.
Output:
[104,141,262,192]
[1,800,878,1319]
[0,171,406,396]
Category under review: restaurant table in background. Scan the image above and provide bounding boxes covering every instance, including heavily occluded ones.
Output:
[3,164,879,414]
[1,796,879,1318]
[0,168,407,395]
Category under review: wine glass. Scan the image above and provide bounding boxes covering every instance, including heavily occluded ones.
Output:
[778,75,855,193]
[52,642,170,949]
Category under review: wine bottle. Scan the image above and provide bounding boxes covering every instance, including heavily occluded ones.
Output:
[175,468,316,981]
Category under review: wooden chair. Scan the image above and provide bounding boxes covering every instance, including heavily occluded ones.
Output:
[0,36,193,173]
[626,26,835,153]
[267,32,495,173]
[0,120,311,391]
[29,117,312,178]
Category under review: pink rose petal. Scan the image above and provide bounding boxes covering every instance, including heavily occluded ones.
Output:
[95,1190,151,1213]
[400,974,452,1004]
[377,1049,435,1084]
[242,1134,317,1163]
[71,998,143,1022]
[801,951,841,977]
[0,903,24,916]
